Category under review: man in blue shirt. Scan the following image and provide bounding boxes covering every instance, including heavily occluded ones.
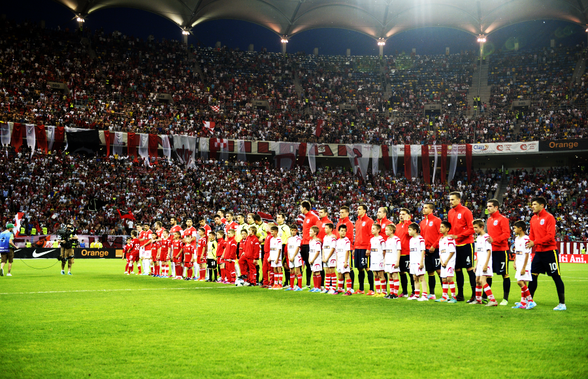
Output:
[0,223,17,277]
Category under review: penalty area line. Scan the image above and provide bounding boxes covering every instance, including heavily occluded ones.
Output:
[0,286,241,296]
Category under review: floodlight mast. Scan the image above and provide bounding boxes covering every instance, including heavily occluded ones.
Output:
[377,38,386,57]
[473,34,487,132]
[181,28,191,46]
[281,36,289,55]
[76,15,85,30]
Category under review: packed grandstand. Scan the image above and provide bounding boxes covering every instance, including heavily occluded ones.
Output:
[1,17,587,243]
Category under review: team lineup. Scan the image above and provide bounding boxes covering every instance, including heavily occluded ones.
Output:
[120,192,567,311]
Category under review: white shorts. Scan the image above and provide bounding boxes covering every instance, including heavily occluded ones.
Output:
[336,261,350,274]
[325,257,336,268]
[311,261,322,272]
[475,262,493,277]
[384,262,400,274]
[141,248,151,259]
[440,264,455,278]
[271,260,282,268]
[370,257,384,272]
[288,254,303,269]
[410,262,426,276]
[515,269,533,282]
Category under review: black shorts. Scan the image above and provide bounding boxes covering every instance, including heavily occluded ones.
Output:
[354,249,369,269]
[300,244,310,266]
[399,255,410,273]
[1,251,14,264]
[455,243,474,269]
[531,250,561,276]
[492,250,509,276]
[425,249,441,272]
[207,259,217,269]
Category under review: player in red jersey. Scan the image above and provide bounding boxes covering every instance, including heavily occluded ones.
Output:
[486,199,512,305]
[151,234,162,277]
[170,231,184,279]
[199,218,212,236]
[447,191,476,302]
[317,208,332,241]
[216,231,227,283]
[395,208,414,297]
[123,234,134,274]
[223,229,238,284]
[138,223,154,276]
[420,202,443,300]
[239,226,260,286]
[183,237,195,280]
[526,196,566,311]
[300,201,320,288]
[262,231,273,288]
[158,229,172,277]
[168,217,183,278]
[194,228,208,281]
[224,211,238,236]
[127,230,141,274]
[354,204,374,295]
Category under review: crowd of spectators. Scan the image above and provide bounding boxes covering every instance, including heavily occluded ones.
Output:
[1,19,587,146]
[5,144,585,240]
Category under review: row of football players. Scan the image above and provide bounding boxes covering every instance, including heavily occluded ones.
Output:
[123,217,536,308]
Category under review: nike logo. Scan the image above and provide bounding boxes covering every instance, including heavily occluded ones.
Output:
[32,249,58,258]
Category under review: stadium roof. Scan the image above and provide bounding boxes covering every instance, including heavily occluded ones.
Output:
[56,0,588,40]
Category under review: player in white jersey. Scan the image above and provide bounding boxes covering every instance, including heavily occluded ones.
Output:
[335,224,352,295]
[512,221,536,309]
[321,223,337,294]
[285,225,303,291]
[472,219,498,306]
[308,226,323,293]
[369,224,386,297]
[268,225,283,290]
[408,223,428,301]
[384,224,401,299]
[436,221,457,303]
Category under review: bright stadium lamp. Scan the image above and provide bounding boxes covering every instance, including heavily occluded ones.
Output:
[477,34,486,43]
[377,38,386,46]
[76,17,85,23]
[281,38,289,44]
[182,30,190,35]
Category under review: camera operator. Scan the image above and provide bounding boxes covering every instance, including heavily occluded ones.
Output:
[58,223,78,275]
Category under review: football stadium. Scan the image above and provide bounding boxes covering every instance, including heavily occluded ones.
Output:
[1,0,588,377]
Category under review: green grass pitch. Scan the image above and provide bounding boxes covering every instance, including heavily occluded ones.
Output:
[1,259,587,378]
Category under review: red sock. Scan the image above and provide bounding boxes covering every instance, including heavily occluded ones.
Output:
[297,274,303,288]
[290,273,296,288]
[176,265,182,277]
[476,286,483,302]
[187,268,193,278]
[314,275,320,289]
[483,284,496,302]
[346,278,352,292]
[394,280,399,295]
[138,265,142,274]
[200,268,206,280]
[338,278,344,291]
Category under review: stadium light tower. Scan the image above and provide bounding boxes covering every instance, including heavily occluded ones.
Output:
[281,36,289,55]
[377,38,386,57]
[181,28,191,47]
[76,15,85,30]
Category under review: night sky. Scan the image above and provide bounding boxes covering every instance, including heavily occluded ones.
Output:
[3,0,586,55]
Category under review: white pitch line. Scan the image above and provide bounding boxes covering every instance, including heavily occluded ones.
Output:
[0,286,240,296]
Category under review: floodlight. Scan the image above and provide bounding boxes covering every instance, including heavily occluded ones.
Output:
[281,38,289,44]
[76,17,85,23]
[182,30,190,35]
[477,35,486,43]
[377,38,386,46]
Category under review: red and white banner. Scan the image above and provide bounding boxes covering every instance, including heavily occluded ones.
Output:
[558,254,588,263]
[558,241,587,255]
[203,121,215,133]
